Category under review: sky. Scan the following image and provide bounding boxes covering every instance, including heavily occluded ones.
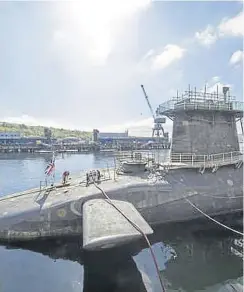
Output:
[0,0,243,136]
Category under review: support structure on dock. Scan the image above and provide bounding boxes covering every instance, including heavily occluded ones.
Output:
[141,84,167,138]
[157,85,243,164]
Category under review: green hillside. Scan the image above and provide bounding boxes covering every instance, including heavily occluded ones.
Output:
[0,122,91,139]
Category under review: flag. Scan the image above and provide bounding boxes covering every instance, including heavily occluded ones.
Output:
[45,154,55,176]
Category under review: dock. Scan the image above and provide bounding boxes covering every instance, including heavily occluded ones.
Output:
[0,141,171,154]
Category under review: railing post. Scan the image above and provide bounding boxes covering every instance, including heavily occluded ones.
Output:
[191,154,194,166]
[223,153,224,162]
[179,153,182,163]
[231,152,233,162]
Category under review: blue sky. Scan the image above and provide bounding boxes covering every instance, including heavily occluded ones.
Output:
[0,0,243,135]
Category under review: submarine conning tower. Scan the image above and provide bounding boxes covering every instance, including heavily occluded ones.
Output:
[156,85,244,164]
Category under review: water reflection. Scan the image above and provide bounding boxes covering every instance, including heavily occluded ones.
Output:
[83,247,148,292]
[161,234,243,291]
[1,221,242,292]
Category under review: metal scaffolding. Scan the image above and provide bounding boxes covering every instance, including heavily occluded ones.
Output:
[157,85,244,119]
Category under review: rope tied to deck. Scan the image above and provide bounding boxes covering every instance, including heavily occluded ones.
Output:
[166,172,243,236]
[91,178,166,292]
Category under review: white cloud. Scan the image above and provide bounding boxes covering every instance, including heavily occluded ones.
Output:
[55,0,151,65]
[195,25,217,47]
[218,11,244,37]
[100,117,152,135]
[208,82,232,94]
[142,49,155,61]
[229,50,243,66]
[203,76,232,94]
[195,11,243,47]
[138,45,185,74]
[1,115,78,131]
[150,45,186,70]
[211,76,221,83]
[53,30,66,42]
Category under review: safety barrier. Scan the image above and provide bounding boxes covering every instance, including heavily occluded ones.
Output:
[159,100,244,113]
[115,151,155,163]
[170,151,243,167]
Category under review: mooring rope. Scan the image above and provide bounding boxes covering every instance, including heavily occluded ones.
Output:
[91,178,166,292]
[196,193,243,199]
[153,164,243,237]
[163,170,244,237]
[184,197,243,236]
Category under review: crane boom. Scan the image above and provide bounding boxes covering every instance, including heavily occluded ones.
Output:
[140,84,166,139]
[140,84,155,120]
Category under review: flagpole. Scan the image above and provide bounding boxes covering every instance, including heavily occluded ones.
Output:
[44,147,56,186]
[52,150,55,185]
[51,130,55,185]
[53,151,55,184]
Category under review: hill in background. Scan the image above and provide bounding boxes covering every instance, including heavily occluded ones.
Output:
[0,122,91,139]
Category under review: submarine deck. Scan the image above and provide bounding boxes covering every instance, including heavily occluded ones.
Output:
[0,171,152,218]
[0,150,243,220]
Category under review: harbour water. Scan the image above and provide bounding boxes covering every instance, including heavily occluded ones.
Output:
[0,152,243,292]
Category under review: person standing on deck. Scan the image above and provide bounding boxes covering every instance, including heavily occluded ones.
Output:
[97,169,101,181]
[62,171,70,184]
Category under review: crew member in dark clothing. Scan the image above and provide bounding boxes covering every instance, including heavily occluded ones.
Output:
[62,171,70,184]
[97,170,101,181]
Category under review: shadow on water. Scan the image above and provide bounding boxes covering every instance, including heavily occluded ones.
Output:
[0,217,243,292]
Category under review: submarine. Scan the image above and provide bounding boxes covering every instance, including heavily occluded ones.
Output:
[0,85,243,250]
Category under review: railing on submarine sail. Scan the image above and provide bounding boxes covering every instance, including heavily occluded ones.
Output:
[170,151,243,167]
[157,98,244,115]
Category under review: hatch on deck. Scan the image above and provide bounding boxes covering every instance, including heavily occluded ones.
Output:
[122,161,147,173]
[116,152,150,173]
[83,199,153,251]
